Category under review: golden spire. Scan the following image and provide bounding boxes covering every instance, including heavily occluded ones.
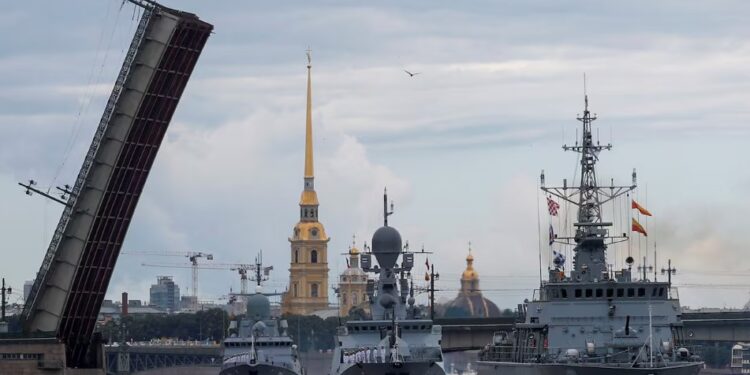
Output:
[299,48,319,207]
[304,48,314,179]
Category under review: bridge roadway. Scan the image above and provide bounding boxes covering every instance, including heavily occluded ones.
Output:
[102,312,750,374]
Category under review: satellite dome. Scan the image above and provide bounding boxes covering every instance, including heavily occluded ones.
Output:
[246,292,271,320]
[371,226,402,269]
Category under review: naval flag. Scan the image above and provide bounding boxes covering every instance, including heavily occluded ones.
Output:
[547,196,560,216]
[549,224,556,246]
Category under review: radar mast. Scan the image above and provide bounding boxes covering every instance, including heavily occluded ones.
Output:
[541,90,636,282]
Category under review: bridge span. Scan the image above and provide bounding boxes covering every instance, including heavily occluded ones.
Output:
[436,311,750,351]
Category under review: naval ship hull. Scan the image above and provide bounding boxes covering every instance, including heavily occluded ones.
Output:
[476,361,702,375]
[219,363,301,375]
[336,362,446,375]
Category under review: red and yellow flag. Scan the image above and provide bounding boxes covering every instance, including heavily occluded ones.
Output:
[632,218,648,236]
[632,200,652,216]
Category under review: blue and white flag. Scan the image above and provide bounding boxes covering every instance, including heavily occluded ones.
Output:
[552,250,566,268]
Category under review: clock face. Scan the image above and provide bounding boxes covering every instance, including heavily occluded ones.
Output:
[311,229,318,236]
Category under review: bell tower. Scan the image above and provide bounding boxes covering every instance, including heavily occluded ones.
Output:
[282,50,330,315]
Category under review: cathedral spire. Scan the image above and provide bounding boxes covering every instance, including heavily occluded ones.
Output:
[300,49,319,210]
[304,48,314,179]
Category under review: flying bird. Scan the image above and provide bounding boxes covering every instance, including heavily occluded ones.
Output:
[403,69,420,77]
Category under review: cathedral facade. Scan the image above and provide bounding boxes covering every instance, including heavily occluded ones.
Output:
[281,56,330,316]
[337,240,369,317]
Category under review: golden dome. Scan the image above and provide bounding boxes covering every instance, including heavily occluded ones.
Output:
[350,246,360,255]
[291,221,328,241]
[461,246,478,281]
[462,269,478,280]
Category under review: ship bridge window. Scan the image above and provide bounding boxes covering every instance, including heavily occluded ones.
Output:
[659,287,665,297]
[617,288,624,297]
[606,289,614,298]
[652,287,658,297]
[561,289,568,298]
[585,289,592,298]
[627,288,635,297]
[575,289,582,298]
[551,289,559,299]
[638,288,645,297]
[596,289,603,298]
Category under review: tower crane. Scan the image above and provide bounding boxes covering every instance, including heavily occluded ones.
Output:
[141,251,274,296]
[121,250,213,298]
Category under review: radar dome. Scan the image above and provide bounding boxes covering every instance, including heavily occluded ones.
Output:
[372,226,402,269]
[246,292,271,320]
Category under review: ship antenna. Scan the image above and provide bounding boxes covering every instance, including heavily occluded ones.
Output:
[583,72,588,112]
[383,187,394,226]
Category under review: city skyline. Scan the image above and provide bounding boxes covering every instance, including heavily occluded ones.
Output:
[1,0,749,310]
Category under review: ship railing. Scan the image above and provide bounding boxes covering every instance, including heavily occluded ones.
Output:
[408,346,443,362]
[479,343,514,362]
[339,346,442,363]
[222,352,294,370]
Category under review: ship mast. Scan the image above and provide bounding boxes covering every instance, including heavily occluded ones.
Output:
[541,91,636,282]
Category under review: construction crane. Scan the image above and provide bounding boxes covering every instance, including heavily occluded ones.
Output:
[121,250,213,298]
[141,251,274,296]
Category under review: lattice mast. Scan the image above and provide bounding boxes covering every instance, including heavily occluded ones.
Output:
[541,94,636,282]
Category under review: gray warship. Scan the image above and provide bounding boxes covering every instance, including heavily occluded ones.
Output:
[329,191,446,375]
[221,256,303,375]
[477,95,703,375]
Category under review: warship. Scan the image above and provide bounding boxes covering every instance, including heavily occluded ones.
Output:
[221,255,303,375]
[476,95,703,375]
[329,191,446,375]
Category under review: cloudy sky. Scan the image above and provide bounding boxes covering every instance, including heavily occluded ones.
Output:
[1,0,749,310]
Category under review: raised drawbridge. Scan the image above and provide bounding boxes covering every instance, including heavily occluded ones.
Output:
[20,0,213,369]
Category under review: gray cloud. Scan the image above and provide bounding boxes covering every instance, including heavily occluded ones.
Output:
[1,0,749,310]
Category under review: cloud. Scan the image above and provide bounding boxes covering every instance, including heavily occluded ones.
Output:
[2,0,750,311]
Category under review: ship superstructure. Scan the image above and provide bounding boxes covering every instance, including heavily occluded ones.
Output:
[329,191,445,375]
[477,95,703,375]
[221,255,303,375]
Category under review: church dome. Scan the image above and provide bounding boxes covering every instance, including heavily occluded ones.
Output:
[444,246,501,318]
[461,248,478,281]
[445,294,501,318]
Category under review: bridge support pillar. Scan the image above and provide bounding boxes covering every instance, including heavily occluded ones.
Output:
[117,350,130,374]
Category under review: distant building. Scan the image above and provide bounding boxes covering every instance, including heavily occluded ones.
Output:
[443,246,501,318]
[337,239,369,317]
[180,295,198,312]
[23,280,33,302]
[149,276,180,312]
